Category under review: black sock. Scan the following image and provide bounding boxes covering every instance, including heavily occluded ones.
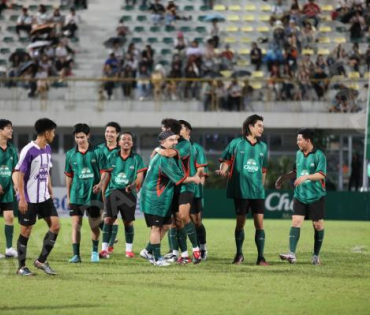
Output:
[17,235,29,269]
[99,221,104,231]
[38,231,58,263]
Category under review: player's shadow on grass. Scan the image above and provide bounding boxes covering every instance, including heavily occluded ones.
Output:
[0,304,98,312]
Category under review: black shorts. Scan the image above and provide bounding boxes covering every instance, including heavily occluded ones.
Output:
[191,198,203,214]
[293,197,325,221]
[19,198,58,226]
[69,204,101,218]
[104,189,136,222]
[171,191,194,213]
[234,198,265,216]
[144,213,172,227]
[0,202,14,212]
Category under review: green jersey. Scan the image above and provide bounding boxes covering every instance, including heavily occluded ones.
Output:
[220,137,268,199]
[97,143,120,197]
[140,153,186,217]
[192,142,208,199]
[107,151,147,196]
[65,145,109,205]
[0,143,18,203]
[176,136,196,193]
[294,147,326,204]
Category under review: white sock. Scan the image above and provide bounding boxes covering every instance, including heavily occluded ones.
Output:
[102,242,108,251]
[200,244,207,251]
[192,246,200,252]
[172,250,179,257]
[126,243,133,252]
[181,251,189,258]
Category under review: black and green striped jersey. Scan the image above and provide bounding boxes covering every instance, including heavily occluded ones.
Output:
[192,142,208,199]
[220,137,268,199]
[294,147,326,204]
[176,136,196,194]
[0,143,18,203]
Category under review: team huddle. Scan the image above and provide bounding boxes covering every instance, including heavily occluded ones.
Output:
[0,115,327,275]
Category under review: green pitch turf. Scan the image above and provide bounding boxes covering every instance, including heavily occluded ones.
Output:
[0,218,369,315]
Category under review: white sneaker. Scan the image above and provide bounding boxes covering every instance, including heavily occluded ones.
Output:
[312,255,321,265]
[154,257,170,266]
[165,254,178,263]
[140,249,154,264]
[279,252,297,264]
[5,247,18,258]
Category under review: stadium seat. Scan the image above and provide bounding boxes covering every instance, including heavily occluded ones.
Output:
[148,37,158,44]
[322,15,332,22]
[0,59,7,66]
[6,26,16,33]
[224,37,237,44]
[134,26,145,33]
[123,5,134,11]
[150,26,160,32]
[198,15,205,22]
[179,26,191,33]
[257,26,269,33]
[319,26,332,33]
[302,49,314,55]
[226,26,238,33]
[250,82,263,89]
[349,72,360,79]
[229,5,241,11]
[0,48,11,54]
[139,5,148,11]
[241,26,254,32]
[165,26,176,32]
[214,5,226,11]
[349,83,360,90]
[317,48,330,55]
[261,4,272,11]
[243,15,255,22]
[220,71,232,78]
[29,5,38,11]
[237,60,250,66]
[132,37,142,43]
[227,15,240,22]
[245,4,256,11]
[163,37,174,44]
[121,16,132,22]
[195,26,207,34]
[318,37,331,44]
[183,5,195,11]
[322,5,334,12]
[0,15,4,21]
[336,26,347,33]
[238,49,250,55]
[137,15,147,22]
[259,16,270,22]
[3,37,14,43]
[241,37,252,43]
[10,15,19,22]
[334,37,346,44]
[161,49,172,55]
[252,71,264,78]
[200,5,211,11]
[194,37,204,44]
[159,60,169,66]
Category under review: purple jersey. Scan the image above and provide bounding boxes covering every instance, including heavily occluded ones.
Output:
[15,142,52,203]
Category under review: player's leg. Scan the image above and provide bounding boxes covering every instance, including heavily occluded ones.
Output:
[100,194,115,258]
[122,191,136,258]
[311,197,325,265]
[3,208,17,257]
[88,206,102,263]
[233,199,247,264]
[166,192,180,260]
[191,197,207,260]
[69,205,83,263]
[252,199,268,265]
[109,218,119,250]
[123,220,134,258]
[16,224,33,275]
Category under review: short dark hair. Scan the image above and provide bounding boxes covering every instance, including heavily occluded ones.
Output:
[179,120,192,134]
[106,122,121,133]
[242,114,263,137]
[73,123,90,135]
[297,128,315,143]
[0,119,12,130]
[161,118,181,135]
[34,118,57,135]
[120,131,133,139]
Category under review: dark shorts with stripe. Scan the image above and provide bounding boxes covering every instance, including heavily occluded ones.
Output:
[293,197,325,221]
[191,197,203,214]
[233,198,265,216]
[69,204,101,218]
[0,202,14,212]
[171,189,194,213]
[104,189,136,222]
[19,198,58,226]
[144,213,172,227]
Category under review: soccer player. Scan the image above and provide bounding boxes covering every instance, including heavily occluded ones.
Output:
[100,132,146,259]
[16,118,59,276]
[140,130,200,266]
[65,124,109,263]
[218,114,269,265]
[97,122,121,256]
[179,120,209,260]
[275,128,326,265]
[0,119,18,259]
[156,118,201,264]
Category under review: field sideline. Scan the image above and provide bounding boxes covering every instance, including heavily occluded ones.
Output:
[0,218,369,315]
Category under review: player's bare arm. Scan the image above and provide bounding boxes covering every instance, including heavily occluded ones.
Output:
[17,172,28,213]
[294,172,325,187]
[216,162,229,177]
[65,174,73,207]
[275,171,296,189]
[48,174,53,199]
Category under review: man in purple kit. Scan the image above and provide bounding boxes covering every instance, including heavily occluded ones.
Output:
[15,118,60,276]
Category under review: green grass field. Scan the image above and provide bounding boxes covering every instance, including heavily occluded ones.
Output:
[0,218,369,315]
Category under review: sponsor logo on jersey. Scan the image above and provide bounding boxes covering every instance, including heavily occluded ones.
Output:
[300,169,311,183]
[91,159,96,163]
[35,164,49,181]
[114,172,129,185]
[260,153,264,157]
[244,159,259,173]
[130,166,135,169]
[0,165,11,177]
[79,167,94,179]
[310,163,315,168]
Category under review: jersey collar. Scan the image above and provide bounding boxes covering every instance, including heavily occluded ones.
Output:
[245,137,259,146]
[105,143,119,151]
[75,143,94,154]
[302,146,317,157]
[118,150,133,160]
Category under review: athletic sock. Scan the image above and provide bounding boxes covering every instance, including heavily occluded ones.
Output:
[5,225,14,249]
[289,227,301,253]
[185,222,199,248]
[38,231,58,263]
[99,221,104,231]
[196,224,206,248]
[168,227,179,252]
[151,243,161,260]
[109,225,118,247]
[235,229,245,255]
[17,235,29,268]
[102,223,112,244]
[124,225,134,245]
[72,243,80,256]
[145,242,153,254]
[255,229,265,258]
[177,227,188,252]
[314,229,325,256]
[92,240,99,253]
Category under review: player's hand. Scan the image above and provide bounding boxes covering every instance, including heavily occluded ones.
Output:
[215,170,228,177]
[193,175,201,185]
[93,184,102,194]
[18,198,28,214]
[294,175,308,187]
[0,185,4,195]
[275,177,283,189]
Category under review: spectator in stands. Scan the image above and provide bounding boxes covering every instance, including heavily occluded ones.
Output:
[174,32,188,54]
[116,19,129,39]
[184,61,200,100]
[51,7,64,34]
[0,0,11,16]
[350,9,366,42]
[328,44,347,76]
[203,0,213,9]
[302,53,315,75]
[141,45,155,71]
[300,21,316,50]
[264,44,284,71]
[285,45,298,72]
[296,64,312,100]
[38,54,54,77]
[55,56,73,79]
[301,0,321,28]
[121,64,135,98]
[16,7,33,40]
[312,67,329,100]
[110,43,124,64]
[165,61,182,101]
[55,41,69,59]
[105,53,120,75]
[63,7,79,38]
[102,64,116,100]
[210,20,220,49]
[365,44,370,70]
[203,39,218,74]
[242,80,254,111]
[35,5,51,25]
[227,79,242,111]
[137,64,151,100]
[186,40,203,65]
[220,44,234,64]
[267,64,282,101]
[250,42,263,71]
[281,64,295,101]
[273,20,286,49]
[151,64,165,102]
[203,80,216,111]
[270,0,289,26]
[285,19,301,52]
[289,0,301,24]
[127,43,140,60]
[35,65,49,101]
[149,0,165,26]
[165,0,177,26]
[215,80,227,110]
[315,54,327,71]
[125,52,138,79]
[348,43,362,73]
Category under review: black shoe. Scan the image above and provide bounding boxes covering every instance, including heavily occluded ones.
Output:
[232,254,244,265]
[200,250,207,260]
[16,266,33,276]
[256,256,269,266]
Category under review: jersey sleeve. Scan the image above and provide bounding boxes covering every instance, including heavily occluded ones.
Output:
[96,148,110,173]
[64,151,73,177]
[12,147,19,172]
[195,144,208,168]
[16,146,31,174]
[160,157,186,185]
[262,143,268,173]
[176,140,191,159]
[136,155,147,174]
[316,151,327,177]
[219,139,237,165]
